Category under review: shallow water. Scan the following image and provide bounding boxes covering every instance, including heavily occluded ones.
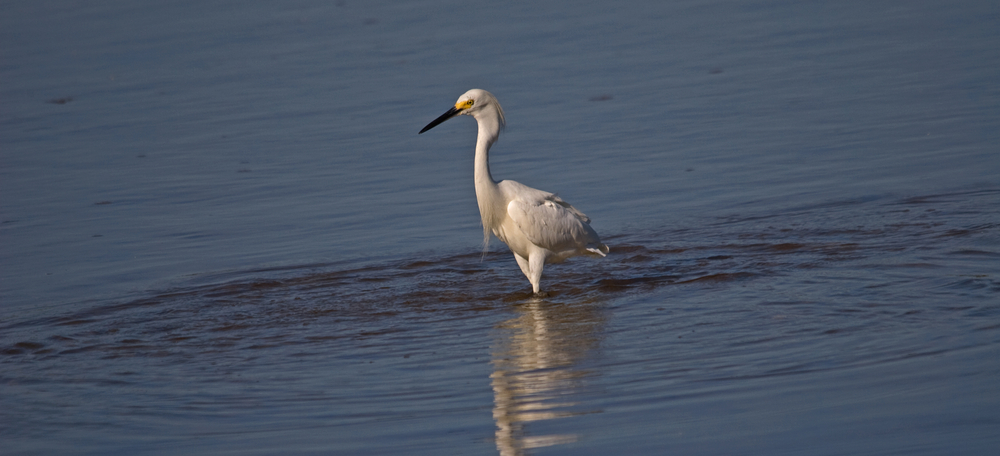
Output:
[3,189,998,455]
[2,0,999,454]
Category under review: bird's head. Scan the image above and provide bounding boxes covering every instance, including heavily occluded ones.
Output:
[419,89,505,134]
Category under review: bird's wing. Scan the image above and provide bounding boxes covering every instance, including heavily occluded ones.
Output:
[546,194,591,224]
[507,195,601,254]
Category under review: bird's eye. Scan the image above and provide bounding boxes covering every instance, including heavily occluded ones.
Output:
[466,100,474,108]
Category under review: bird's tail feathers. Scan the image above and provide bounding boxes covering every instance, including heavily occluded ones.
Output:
[586,243,609,257]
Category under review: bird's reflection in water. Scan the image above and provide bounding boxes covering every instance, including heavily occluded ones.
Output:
[491,297,605,455]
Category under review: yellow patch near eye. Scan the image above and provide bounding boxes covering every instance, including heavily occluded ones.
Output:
[454,99,474,110]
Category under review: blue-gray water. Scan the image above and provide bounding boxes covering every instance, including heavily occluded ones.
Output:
[2,0,998,454]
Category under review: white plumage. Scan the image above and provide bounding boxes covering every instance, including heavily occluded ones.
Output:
[419,89,608,293]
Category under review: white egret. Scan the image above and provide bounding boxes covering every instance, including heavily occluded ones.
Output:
[419,89,608,294]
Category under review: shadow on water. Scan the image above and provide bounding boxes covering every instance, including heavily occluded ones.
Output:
[1,189,998,453]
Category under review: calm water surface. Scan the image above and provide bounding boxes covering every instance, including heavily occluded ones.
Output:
[2,0,998,454]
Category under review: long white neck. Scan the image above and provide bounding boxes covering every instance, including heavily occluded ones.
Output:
[473,112,505,245]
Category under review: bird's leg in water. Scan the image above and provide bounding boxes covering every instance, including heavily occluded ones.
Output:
[514,253,530,281]
[515,252,547,295]
[528,253,545,294]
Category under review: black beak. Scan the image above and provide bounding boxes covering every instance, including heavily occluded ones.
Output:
[419,106,461,134]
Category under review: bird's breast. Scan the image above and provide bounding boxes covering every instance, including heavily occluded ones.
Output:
[493,218,534,258]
